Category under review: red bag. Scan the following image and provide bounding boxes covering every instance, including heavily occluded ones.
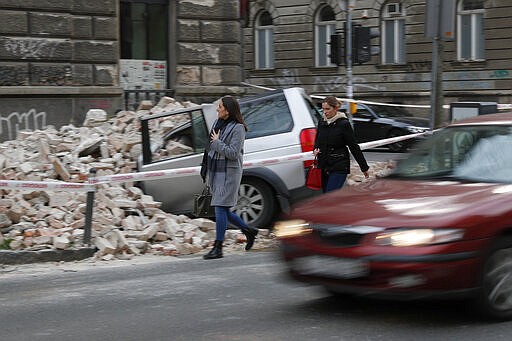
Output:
[306,161,322,190]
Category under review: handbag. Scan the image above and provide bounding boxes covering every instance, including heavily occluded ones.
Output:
[193,185,215,218]
[306,158,322,190]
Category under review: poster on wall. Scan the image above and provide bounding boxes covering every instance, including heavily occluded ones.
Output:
[119,59,167,90]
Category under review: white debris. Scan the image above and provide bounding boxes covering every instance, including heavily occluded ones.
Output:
[0,98,282,261]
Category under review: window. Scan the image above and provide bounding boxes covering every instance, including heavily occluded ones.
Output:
[120,0,168,60]
[255,11,274,69]
[240,92,293,139]
[457,0,485,61]
[381,1,405,64]
[120,0,168,91]
[315,5,336,67]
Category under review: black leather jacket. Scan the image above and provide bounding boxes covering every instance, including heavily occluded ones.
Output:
[314,115,369,174]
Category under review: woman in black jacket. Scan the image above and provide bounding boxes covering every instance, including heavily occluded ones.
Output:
[314,96,369,192]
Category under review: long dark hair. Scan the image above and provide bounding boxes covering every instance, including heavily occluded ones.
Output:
[221,96,248,131]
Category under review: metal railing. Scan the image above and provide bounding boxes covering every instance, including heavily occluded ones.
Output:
[124,89,175,111]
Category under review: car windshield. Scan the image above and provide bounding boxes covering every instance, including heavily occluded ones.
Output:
[368,104,411,118]
[391,124,512,184]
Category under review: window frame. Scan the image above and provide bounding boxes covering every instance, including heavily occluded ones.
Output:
[457,0,485,61]
[381,1,406,65]
[314,5,337,67]
[254,11,275,70]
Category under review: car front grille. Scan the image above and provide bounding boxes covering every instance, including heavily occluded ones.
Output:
[312,224,383,248]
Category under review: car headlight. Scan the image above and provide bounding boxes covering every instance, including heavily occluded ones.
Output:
[406,126,429,134]
[374,228,464,247]
[274,219,312,238]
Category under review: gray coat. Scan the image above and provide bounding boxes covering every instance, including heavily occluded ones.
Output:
[207,121,245,207]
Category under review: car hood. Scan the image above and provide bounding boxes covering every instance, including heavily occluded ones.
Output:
[391,116,430,127]
[289,179,512,229]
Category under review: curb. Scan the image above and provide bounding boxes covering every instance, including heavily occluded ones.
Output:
[0,247,97,265]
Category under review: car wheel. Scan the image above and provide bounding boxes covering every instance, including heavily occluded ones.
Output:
[232,178,275,229]
[387,129,408,152]
[475,237,512,320]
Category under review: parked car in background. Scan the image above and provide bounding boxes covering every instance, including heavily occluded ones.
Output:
[276,111,512,320]
[137,87,322,228]
[345,103,430,152]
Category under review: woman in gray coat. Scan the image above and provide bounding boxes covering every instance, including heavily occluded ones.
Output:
[201,96,258,260]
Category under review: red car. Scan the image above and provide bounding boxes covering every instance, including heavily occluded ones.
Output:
[276,112,512,320]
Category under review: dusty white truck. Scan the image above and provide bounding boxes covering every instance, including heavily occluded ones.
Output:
[137,87,322,228]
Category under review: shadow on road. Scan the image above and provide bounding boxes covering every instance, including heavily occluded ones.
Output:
[290,289,494,326]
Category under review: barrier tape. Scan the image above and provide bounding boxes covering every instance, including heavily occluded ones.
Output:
[0,131,427,190]
[0,180,94,192]
[358,131,429,150]
[93,131,427,185]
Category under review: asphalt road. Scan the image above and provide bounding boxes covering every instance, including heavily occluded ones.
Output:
[1,250,512,341]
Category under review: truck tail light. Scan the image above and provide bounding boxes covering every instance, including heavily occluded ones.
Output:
[300,128,316,168]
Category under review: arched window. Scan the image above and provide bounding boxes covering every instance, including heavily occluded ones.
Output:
[255,11,274,69]
[457,0,485,61]
[315,5,336,67]
[381,2,406,64]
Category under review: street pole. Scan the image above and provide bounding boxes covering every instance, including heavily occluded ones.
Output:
[341,0,354,125]
[430,15,444,130]
[426,0,453,129]
[430,35,439,131]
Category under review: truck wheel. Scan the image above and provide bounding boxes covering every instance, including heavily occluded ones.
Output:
[233,178,275,229]
[475,237,512,321]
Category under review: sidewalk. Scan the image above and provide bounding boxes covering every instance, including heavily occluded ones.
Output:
[0,247,97,265]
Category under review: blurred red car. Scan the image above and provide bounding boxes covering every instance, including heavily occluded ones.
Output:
[276,112,512,320]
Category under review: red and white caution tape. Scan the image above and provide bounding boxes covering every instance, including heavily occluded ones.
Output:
[0,132,428,190]
[359,131,429,150]
[94,132,427,185]
[0,180,94,192]
[93,153,316,185]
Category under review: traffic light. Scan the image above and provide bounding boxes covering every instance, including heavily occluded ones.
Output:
[353,26,371,64]
[345,23,380,65]
[329,33,343,66]
[353,26,380,64]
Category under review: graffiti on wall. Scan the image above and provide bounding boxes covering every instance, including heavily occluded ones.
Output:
[313,75,386,93]
[0,109,47,141]
[4,39,58,60]
[491,70,509,78]
[271,69,301,87]
[263,67,510,94]
[269,68,386,93]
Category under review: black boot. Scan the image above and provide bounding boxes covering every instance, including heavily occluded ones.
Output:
[242,227,259,251]
[203,240,223,259]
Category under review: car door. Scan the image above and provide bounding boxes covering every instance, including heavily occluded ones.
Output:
[138,107,213,213]
[352,104,382,142]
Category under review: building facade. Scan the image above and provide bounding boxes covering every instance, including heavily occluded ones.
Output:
[0,0,121,140]
[0,0,244,140]
[243,0,512,121]
[0,0,510,141]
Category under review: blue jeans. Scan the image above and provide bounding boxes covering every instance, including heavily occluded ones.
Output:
[214,206,249,241]
[324,172,348,193]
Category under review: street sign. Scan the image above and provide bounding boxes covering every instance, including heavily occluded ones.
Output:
[425,0,456,41]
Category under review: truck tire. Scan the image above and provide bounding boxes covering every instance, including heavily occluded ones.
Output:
[232,178,276,229]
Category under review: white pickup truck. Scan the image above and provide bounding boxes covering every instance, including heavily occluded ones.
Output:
[137,87,322,228]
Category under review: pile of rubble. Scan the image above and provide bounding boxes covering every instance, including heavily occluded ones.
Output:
[0,97,393,261]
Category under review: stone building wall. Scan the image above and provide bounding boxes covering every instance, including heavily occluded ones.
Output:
[0,0,122,141]
[243,0,512,122]
[173,0,246,103]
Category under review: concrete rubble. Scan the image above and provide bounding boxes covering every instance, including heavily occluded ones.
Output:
[0,97,393,262]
